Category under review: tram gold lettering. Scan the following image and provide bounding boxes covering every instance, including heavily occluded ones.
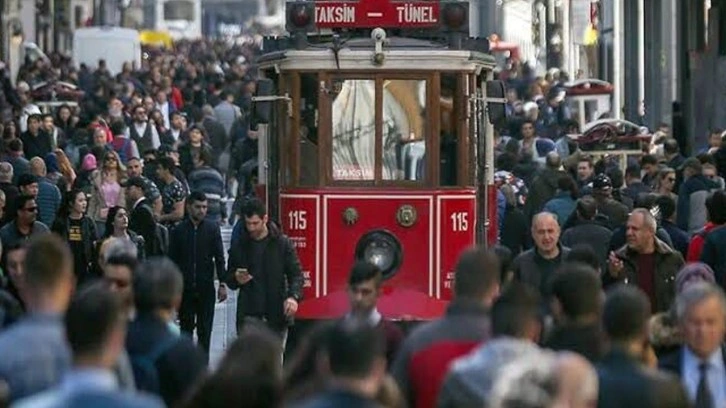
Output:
[396,4,437,24]
[315,5,356,24]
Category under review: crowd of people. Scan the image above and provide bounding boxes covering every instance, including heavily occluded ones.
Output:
[0,34,725,408]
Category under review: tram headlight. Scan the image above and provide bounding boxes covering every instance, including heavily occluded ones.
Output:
[286,2,315,32]
[442,2,468,32]
[355,230,403,280]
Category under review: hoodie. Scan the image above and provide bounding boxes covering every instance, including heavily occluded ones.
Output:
[438,338,542,408]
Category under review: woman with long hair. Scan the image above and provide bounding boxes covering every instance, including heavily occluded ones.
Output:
[51,189,98,284]
[87,150,127,236]
[101,206,145,259]
[53,148,77,190]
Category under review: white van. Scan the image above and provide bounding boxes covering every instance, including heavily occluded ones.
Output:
[72,27,141,76]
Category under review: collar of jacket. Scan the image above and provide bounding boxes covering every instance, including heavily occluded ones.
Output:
[616,237,674,258]
[446,298,489,317]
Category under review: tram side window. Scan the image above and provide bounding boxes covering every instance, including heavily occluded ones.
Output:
[440,74,458,186]
[331,79,376,181]
[382,79,426,181]
[299,74,319,186]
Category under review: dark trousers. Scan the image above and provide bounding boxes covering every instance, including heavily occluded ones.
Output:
[179,291,214,362]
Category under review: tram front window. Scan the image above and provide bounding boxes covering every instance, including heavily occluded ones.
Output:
[331,79,376,181]
[382,80,426,181]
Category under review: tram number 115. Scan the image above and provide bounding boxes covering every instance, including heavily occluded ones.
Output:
[288,210,308,231]
[450,212,469,232]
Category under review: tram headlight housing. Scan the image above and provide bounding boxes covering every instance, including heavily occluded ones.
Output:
[355,230,403,280]
[442,3,467,31]
[285,2,315,32]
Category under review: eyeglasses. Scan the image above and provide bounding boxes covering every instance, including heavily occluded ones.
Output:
[105,156,116,161]
[666,178,676,182]
[22,207,37,212]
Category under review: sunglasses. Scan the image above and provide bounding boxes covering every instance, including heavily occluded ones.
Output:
[105,156,116,161]
[22,206,38,212]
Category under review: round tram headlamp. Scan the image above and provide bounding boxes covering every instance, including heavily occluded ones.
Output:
[290,4,312,28]
[355,230,403,280]
[442,3,467,30]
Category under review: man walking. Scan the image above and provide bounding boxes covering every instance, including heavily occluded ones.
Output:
[168,191,227,360]
[225,198,303,348]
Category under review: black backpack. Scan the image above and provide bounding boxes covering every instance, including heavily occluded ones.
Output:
[130,335,179,394]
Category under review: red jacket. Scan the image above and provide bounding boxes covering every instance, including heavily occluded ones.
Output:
[391,300,490,408]
[687,222,717,262]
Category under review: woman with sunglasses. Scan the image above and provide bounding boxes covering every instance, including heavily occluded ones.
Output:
[51,189,98,285]
[87,150,127,236]
[654,167,678,202]
[100,206,145,260]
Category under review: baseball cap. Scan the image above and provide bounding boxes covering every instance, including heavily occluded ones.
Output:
[592,174,613,190]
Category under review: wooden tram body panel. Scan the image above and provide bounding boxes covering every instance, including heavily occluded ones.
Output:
[255,0,498,320]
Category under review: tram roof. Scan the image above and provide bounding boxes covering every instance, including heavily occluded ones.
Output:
[257,35,495,72]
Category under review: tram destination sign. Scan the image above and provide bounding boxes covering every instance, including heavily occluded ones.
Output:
[313,0,441,28]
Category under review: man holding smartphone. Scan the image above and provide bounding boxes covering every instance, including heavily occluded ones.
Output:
[225,198,303,349]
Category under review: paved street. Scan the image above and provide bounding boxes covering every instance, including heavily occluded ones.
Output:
[209,225,238,369]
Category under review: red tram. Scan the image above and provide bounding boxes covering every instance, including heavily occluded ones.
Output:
[251,0,503,320]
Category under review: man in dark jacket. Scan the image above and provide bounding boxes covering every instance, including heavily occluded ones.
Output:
[597,285,689,408]
[591,173,629,230]
[168,191,227,360]
[293,319,386,408]
[126,258,207,407]
[544,263,604,362]
[657,195,690,258]
[513,212,571,298]
[560,196,613,269]
[523,152,565,221]
[125,177,161,257]
[605,209,684,312]
[225,198,303,344]
[677,158,720,234]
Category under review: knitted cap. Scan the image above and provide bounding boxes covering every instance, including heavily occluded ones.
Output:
[81,153,97,171]
[676,262,715,295]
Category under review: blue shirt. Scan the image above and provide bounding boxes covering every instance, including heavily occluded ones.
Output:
[0,313,71,401]
[682,346,726,407]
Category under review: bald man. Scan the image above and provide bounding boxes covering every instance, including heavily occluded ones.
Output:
[513,212,571,297]
[555,352,598,408]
